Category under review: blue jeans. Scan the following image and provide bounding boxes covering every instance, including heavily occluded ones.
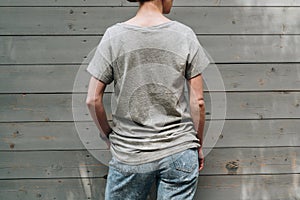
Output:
[105,148,199,200]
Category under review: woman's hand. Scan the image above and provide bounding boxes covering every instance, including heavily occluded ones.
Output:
[198,147,204,171]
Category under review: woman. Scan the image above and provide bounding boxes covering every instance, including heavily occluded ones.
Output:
[86,0,209,199]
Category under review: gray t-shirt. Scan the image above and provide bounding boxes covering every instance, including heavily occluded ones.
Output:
[86,20,210,165]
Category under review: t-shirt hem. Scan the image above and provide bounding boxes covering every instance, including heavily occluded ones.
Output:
[110,142,201,165]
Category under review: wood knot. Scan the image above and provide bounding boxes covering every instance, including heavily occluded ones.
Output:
[12,130,22,138]
[271,67,276,72]
[9,143,15,149]
[225,160,239,174]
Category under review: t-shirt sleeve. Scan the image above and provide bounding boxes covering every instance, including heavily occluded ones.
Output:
[86,28,114,84]
[185,29,210,80]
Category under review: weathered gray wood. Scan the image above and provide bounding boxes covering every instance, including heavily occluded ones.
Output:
[0,121,111,151]
[0,65,85,93]
[0,36,96,64]
[0,1,298,200]
[0,92,299,122]
[0,93,110,122]
[202,35,300,63]
[0,178,107,200]
[0,0,299,6]
[195,174,300,200]
[0,119,299,151]
[201,147,300,175]
[0,150,109,179]
[0,174,299,200]
[1,63,299,93]
[1,7,299,35]
[218,63,300,91]
[214,119,300,147]
[0,147,299,179]
[1,36,300,64]
[0,122,85,150]
[0,64,114,93]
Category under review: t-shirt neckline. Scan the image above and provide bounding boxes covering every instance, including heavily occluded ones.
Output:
[117,20,176,30]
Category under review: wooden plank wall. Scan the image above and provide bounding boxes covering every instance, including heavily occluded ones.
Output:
[0,0,299,199]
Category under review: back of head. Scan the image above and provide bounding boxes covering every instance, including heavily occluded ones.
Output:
[127,0,154,2]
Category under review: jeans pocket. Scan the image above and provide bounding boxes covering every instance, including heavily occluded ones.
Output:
[172,148,198,173]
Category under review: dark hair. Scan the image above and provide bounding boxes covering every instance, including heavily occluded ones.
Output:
[127,0,154,3]
[137,0,154,3]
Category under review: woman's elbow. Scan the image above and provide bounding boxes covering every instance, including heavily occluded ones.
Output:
[198,99,205,108]
[85,95,101,105]
[190,97,205,108]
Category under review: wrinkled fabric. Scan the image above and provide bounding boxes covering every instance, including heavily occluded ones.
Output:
[86,20,210,165]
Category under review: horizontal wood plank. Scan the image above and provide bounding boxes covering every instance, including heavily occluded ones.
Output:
[0,92,299,122]
[1,7,300,35]
[0,150,109,179]
[0,147,299,179]
[1,63,300,93]
[0,119,299,151]
[0,64,111,93]
[214,119,300,147]
[0,178,107,200]
[196,174,300,200]
[0,0,299,7]
[1,36,300,64]
[0,36,95,64]
[0,122,86,150]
